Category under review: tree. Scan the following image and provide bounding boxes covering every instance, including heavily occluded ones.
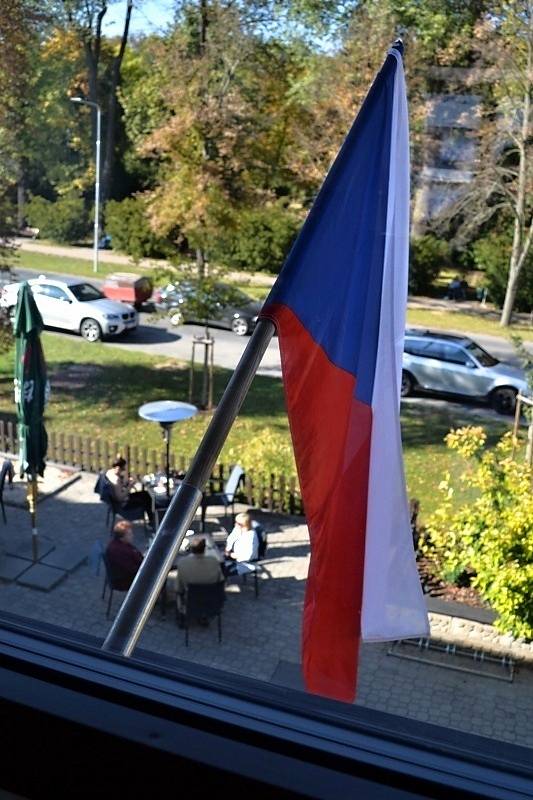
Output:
[153,263,247,409]
[57,0,135,203]
[140,2,272,276]
[0,0,45,227]
[135,2,373,277]
[430,2,533,325]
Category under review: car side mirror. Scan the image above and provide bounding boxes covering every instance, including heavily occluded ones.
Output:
[466,361,476,369]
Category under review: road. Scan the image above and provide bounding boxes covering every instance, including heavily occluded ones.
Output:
[112,314,283,378]
[12,266,532,379]
[13,266,281,376]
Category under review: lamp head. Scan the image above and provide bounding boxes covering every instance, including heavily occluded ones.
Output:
[69,96,84,104]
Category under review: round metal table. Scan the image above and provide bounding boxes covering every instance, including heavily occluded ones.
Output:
[138,401,198,497]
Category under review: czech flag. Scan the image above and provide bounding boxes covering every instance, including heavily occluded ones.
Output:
[260,43,429,703]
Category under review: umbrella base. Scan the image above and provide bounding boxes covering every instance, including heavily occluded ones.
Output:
[16,563,67,592]
[0,555,33,582]
[4,536,54,562]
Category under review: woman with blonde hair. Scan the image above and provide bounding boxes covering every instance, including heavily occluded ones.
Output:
[224,511,259,564]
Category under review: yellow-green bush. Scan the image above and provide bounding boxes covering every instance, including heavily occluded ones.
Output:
[424,426,533,639]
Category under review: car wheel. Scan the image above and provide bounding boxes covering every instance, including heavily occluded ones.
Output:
[80,318,102,342]
[490,386,517,415]
[231,317,249,336]
[170,310,184,327]
[401,370,415,397]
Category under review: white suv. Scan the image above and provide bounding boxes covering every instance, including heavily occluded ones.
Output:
[0,276,137,342]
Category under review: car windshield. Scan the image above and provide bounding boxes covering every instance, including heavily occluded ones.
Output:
[69,283,104,302]
[465,341,499,367]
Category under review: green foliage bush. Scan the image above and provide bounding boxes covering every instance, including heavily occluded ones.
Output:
[25,194,89,243]
[471,231,533,311]
[409,234,451,294]
[223,424,300,510]
[105,196,175,261]
[213,203,300,274]
[424,426,533,640]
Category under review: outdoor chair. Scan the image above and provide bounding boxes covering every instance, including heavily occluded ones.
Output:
[94,472,150,535]
[225,523,267,599]
[178,580,225,646]
[200,464,244,531]
[101,551,130,619]
[0,459,14,524]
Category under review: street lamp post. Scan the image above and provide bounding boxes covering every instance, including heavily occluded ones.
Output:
[70,96,101,274]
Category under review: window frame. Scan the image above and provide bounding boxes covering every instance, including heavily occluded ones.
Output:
[0,611,531,799]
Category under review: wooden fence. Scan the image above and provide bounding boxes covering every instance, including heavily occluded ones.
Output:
[0,419,303,516]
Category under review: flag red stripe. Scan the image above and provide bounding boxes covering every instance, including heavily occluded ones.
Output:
[267,303,372,702]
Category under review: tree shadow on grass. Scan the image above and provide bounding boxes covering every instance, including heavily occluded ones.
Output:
[400,400,509,448]
[43,359,286,428]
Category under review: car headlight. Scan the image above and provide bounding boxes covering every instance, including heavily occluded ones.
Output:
[103,313,120,321]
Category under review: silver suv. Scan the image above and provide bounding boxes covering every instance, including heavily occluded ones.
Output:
[402,330,529,414]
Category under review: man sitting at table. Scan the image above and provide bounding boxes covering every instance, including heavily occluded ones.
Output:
[105,520,144,591]
[105,456,155,529]
[174,536,224,624]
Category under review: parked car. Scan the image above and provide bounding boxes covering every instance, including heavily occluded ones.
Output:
[102,272,153,311]
[153,281,263,336]
[0,276,137,342]
[402,329,529,414]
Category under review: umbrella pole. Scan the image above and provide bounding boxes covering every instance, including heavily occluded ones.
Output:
[27,475,39,562]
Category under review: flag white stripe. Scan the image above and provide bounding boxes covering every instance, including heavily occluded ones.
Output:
[361,49,430,642]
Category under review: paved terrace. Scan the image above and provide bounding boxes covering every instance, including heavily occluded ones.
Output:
[1,464,532,750]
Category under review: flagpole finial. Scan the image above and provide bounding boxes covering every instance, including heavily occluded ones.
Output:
[392,38,404,55]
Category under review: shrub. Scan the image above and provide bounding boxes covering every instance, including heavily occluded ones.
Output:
[409,234,451,294]
[105,196,175,261]
[423,426,533,640]
[212,202,300,274]
[25,194,89,243]
[471,231,533,311]
[224,424,296,477]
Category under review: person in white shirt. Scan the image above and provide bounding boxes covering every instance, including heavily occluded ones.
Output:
[224,512,259,566]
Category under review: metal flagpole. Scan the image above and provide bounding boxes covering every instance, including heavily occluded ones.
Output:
[103,318,276,655]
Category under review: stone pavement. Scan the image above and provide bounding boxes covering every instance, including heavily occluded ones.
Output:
[0,468,532,750]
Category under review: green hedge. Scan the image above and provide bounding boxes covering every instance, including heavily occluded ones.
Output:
[25,194,89,244]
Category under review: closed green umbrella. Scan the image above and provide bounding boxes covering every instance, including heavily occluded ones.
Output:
[14,282,49,561]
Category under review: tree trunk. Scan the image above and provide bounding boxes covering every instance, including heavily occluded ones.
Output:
[500,44,531,326]
[500,265,521,327]
[16,161,26,230]
[101,0,133,204]
[199,0,209,53]
[196,247,206,279]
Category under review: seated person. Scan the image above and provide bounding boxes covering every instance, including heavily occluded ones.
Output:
[446,276,463,301]
[105,457,155,528]
[174,536,224,620]
[224,512,259,571]
[105,520,144,591]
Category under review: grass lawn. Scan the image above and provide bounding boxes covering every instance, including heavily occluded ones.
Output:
[0,333,515,520]
[407,307,533,341]
[14,250,147,280]
[12,250,272,300]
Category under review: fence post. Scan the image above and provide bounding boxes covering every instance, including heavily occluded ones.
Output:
[7,421,15,454]
[278,474,286,513]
